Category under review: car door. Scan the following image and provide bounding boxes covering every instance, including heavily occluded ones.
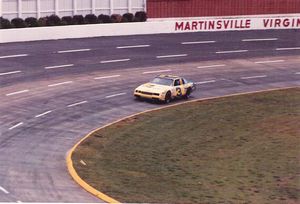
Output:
[181,78,191,95]
[173,79,185,97]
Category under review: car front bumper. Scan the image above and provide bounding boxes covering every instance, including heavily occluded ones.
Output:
[134,91,164,101]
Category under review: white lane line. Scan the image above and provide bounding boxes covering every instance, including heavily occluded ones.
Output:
[216,50,248,54]
[0,70,22,77]
[17,201,22,203]
[6,89,29,96]
[105,92,126,99]
[57,49,91,53]
[276,47,300,51]
[181,41,215,45]
[35,110,52,118]
[156,54,188,59]
[0,54,28,59]
[197,64,226,69]
[67,100,88,107]
[295,72,300,75]
[195,80,216,85]
[242,38,278,42]
[8,122,24,130]
[0,70,22,76]
[100,59,130,64]
[254,60,285,64]
[45,64,74,70]
[241,75,267,80]
[143,69,172,74]
[117,44,150,49]
[0,186,9,194]
[94,75,121,80]
[48,81,73,87]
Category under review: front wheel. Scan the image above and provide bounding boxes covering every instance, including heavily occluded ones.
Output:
[134,95,143,101]
[164,91,172,103]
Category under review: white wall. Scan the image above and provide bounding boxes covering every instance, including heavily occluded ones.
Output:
[0,14,299,43]
[1,0,146,20]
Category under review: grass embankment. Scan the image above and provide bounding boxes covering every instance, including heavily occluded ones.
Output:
[73,88,300,203]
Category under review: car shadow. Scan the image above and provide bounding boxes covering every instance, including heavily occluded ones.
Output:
[134,96,195,105]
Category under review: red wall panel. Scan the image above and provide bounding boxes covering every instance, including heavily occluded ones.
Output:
[147,0,300,18]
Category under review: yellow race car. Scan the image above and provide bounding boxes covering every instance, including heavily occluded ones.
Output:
[134,75,196,103]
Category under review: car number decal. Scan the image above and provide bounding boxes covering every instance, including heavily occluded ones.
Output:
[176,87,182,96]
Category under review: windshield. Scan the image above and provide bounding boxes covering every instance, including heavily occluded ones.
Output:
[151,77,173,86]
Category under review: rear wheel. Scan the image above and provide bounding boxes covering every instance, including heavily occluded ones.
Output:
[164,91,172,103]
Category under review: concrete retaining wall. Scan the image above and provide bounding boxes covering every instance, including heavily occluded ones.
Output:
[1,14,299,43]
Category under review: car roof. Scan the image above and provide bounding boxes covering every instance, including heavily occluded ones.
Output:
[157,74,180,79]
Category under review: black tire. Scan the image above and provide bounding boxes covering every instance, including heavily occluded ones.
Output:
[134,95,142,101]
[183,88,191,99]
[164,91,172,103]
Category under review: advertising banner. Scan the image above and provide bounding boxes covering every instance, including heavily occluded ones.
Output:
[174,16,300,32]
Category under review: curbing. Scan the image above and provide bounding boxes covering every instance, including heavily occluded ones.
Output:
[66,86,297,203]
[66,134,120,203]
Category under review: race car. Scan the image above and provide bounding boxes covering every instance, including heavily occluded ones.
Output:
[134,75,196,103]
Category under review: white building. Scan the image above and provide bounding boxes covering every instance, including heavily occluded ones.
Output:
[0,0,146,20]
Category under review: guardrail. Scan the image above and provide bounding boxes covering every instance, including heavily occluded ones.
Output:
[1,14,299,43]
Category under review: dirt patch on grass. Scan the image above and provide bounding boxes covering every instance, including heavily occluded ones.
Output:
[259,116,299,137]
[73,88,300,203]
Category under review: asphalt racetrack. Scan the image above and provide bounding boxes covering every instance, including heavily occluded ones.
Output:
[0,29,299,202]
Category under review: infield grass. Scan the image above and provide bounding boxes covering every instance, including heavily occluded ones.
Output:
[73,88,300,203]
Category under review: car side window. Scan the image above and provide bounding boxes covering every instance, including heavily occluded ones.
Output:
[181,78,185,84]
[174,79,181,86]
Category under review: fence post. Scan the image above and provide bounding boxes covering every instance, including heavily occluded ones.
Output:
[143,0,147,12]
[55,0,58,15]
[128,0,132,13]
[37,0,40,18]
[18,0,22,18]
[110,0,113,15]
[73,0,77,15]
[92,0,95,14]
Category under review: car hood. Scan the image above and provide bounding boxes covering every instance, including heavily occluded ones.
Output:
[136,83,170,93]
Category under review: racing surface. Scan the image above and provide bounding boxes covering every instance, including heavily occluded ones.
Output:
[0,30,299,202]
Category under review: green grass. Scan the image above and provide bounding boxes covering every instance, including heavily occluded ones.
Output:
[73,88,300,203]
